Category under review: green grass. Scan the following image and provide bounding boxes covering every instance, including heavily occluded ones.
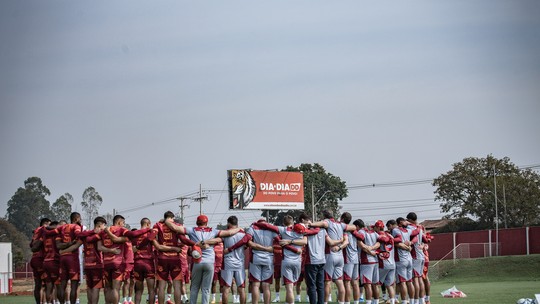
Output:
[5,255,540,303]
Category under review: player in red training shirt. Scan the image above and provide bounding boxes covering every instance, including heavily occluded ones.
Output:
[30,217,50,304]
[62,216,108,304]
[102,215,151,304]
[99,214,130,304]
[130,217,157,304]
[42,221,60,304]
[152,211,187,304]
[55,212,83,304]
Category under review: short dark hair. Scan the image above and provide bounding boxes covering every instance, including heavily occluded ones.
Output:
[49,221,59,227]
[94,216,107,226]
[340,212,352,224]
[298,213,310,222]
[40,218,51,226]
[70,212,80,223]
[141,218,151,226]
[227,216,238,226]
[113,215,125,224]
[406,212,417,221]
[322,210,333,219]
[283,215,294,226]
[386,219,397,227]
[164,211,175,219]
[353,219,365,228]
[396,217,406,225]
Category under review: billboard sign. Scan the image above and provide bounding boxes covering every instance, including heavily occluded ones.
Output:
[228,170,304,210]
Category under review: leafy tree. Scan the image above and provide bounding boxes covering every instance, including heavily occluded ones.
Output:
[6,177,52,239]
[264,163,348,224]
[433,155,540,228]
[81,187,103,228]
[51,193,73,222]
[0,219,32,268]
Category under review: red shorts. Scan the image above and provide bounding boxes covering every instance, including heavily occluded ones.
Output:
[274,264,281,279]
[104,262,125,282]
[43,260,60,284]
[213,267,221,282]
[85,268,104,289]
[156,259,182,281]
[422,259,429,279]
[124,263,134,281]
[30,257,46,280]
[134,259,156,282]
[182,268,191,284]
[59,254,80,281]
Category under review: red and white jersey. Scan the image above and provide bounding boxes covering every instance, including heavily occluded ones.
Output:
[59,223,83,257]
[377,231,395,269]
[31,226,45,259]
[100,225,129,266]
[354,228,379,264]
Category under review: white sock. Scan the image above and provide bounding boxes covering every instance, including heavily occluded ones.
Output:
[374,299,379,304]
[425,295,430,301]
[276,292,280,298]
[354,301,359,304]
[390,299,395,304]
[366,300,372,304]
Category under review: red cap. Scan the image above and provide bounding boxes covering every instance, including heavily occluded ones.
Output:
[293,223,306,234]
[196,214,208,226]
[374,220,385,229]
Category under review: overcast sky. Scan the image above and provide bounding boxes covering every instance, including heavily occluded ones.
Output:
[1,1,539,228]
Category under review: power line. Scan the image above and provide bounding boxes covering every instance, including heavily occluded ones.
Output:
[343,202,439,212]
[340,198,434,205]
[347,179,433,190]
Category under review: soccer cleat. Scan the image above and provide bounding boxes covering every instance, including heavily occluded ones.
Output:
[211,299,216,304]
[306,295,310,302]
[272,296,281,303]
[296,295,301,302]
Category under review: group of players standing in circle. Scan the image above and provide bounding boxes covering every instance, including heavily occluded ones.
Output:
[29,209,433,304]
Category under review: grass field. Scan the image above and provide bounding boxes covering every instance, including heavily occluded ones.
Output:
[4,255,540,303]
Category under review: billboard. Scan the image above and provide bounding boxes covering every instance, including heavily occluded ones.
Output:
[228,170,304,210]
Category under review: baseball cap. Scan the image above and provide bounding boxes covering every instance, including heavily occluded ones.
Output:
[196,214,208,225]
[374,220,385,229]
[293,223,306,234]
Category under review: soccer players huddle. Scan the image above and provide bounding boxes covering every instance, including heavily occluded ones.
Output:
[30,210,433,304]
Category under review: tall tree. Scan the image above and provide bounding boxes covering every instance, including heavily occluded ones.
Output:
[433,155,540,228]
[263,163,348,224]
[51,193,73,222]
[0,219,31,268]
[6,177,52,239]
[81,187,103,228]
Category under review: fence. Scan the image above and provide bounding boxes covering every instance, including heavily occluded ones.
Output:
[428,226,540,261]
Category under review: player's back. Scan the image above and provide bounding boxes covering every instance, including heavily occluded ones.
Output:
[247,225,277,265]
[222,229,246,270]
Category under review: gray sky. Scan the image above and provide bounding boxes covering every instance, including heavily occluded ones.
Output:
[1,1,539,228]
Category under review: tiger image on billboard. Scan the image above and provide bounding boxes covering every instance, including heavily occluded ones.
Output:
[229,170,256,209]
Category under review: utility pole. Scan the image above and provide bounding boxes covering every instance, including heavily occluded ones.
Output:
[177,197,190,222]
[503,183,507,229]
[311,184,315,222]
[193,184,208,215]
[493,164,499,256]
